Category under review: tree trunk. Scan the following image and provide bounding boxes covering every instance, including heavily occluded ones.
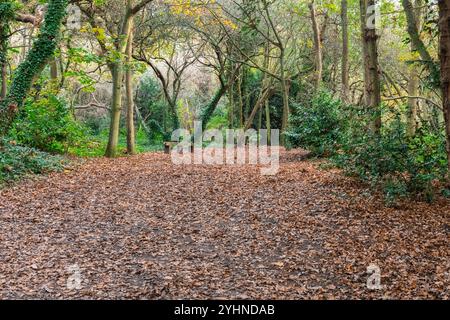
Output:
[0,0,68,134]
[407,66,419,136]
[244,42,272,131]
[104,0,135,157]
[341,0,349,102]
[258,105,262,131]
[125,23,136,155]
[360,0,381,135]
[438,0,450,173]
[237,72,244,127]
[50,58,58,80]
[265,99,271,145]
[402,0,439,80]
[0,62,6,100]
[280,54,290,147]
[228,77,234,128]
[406,0,423,137]
[0,1,13,101]
[105,62,124,157]
[280,77,290,146]
[309,1,322,91]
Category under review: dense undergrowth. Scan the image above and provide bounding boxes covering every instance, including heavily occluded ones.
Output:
[0,86,162,185]
[0,138,66,186]
[287,91,449,204]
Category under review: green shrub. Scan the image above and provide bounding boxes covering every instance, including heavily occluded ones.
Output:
[207,107,228,130]
[10,92,87,153]
[82,113,110,136]
[286,91,343,156]
[287,90,448,203]
[0,139,66,185]
[333,110,448,204]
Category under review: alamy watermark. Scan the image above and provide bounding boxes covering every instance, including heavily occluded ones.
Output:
[66,264,82,290]
[170,121,280,175]
[366,3,381,30]
[366,263,383,290]
[66,4,82,31]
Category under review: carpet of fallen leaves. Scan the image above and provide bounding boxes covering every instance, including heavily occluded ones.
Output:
[0,149,448,299]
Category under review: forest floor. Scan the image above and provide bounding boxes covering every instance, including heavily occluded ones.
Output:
[0,149,448,299]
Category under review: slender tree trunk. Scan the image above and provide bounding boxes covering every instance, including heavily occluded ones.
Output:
[228,71,234,128]
[105,62,124,157]
[402,0,439,78]
[104,0,135,157]
[280,52,290,146]
[438,0,450,173]
[258,106,262,131]
[244,42,271,130]
[406,0,423,137]
[341,0,349,102]
[237,72,244,127]
[125,23,136,155]
[360,0,381,135]
[265,99,271,144]
[168,99,179,130]
[0,1,12,101]
[135,103,150,135]
[360,0,370,104]
[50,58,58,80]
[0,62,6,100]
[310,1,323,91]
[407,57,420,136]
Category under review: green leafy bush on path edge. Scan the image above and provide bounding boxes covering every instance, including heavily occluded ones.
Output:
[287,91,449,205]
[0,138,67,186]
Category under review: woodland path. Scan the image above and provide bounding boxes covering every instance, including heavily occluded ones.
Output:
[0,150,448,299]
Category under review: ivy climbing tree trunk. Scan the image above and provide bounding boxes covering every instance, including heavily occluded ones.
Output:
[438,0,450,173]
[0,0,14,101]
[0,0,68,135]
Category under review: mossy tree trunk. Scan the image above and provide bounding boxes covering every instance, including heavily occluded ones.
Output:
[125,22,136,155]
[360,0,381,135]
[0,0,68,135]
[341,0,349,103]
[104,0,153,157]
[439,0,450,173]
[0,0,14,101]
